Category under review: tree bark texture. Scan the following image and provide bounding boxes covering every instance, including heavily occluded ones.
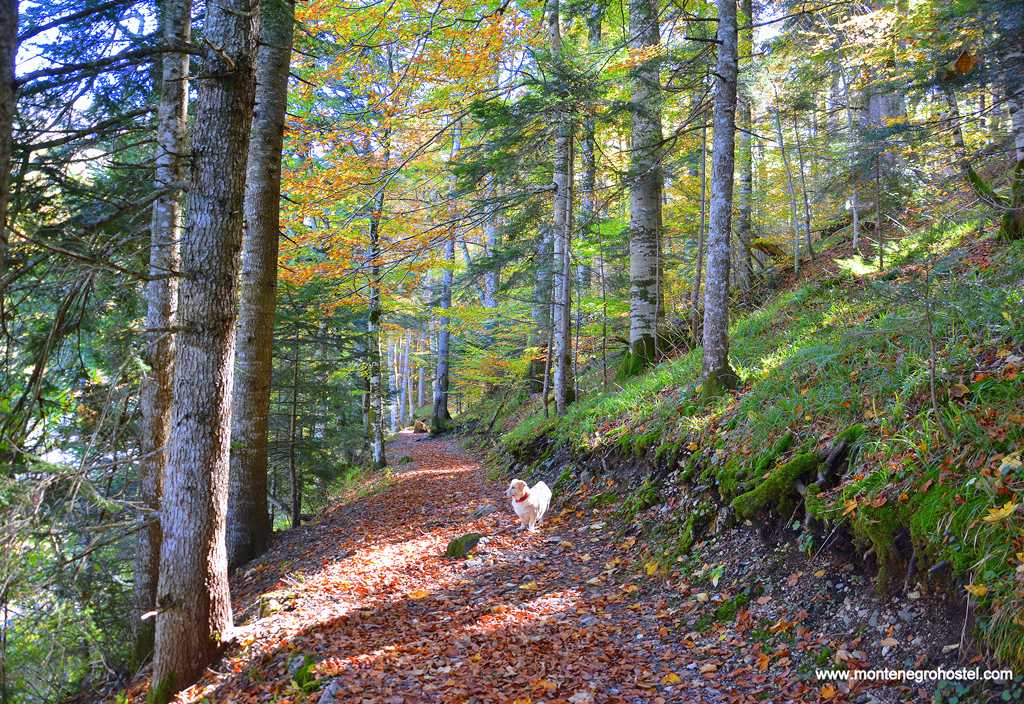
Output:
[627,0,663,368]
[134,0,190,665]
[0,0,16,288]
[431,127,459,432]
[151,0,256,696]
[227,0,295,571]
[734,0,753,293]
[701,0,739,391]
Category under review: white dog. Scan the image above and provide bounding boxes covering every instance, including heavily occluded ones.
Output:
[505,479,551,531]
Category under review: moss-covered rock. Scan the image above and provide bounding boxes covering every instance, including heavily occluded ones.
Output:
[444,532,483,559]
[730,452,821,520]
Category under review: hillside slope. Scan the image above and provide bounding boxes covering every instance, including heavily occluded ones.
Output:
[476,220,1024,698]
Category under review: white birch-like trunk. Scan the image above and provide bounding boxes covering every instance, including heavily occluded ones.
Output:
[627,0,663,369]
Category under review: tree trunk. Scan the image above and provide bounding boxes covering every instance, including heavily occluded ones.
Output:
[875,155,883,269]
[548,0,574,416]
[227,0,294,571]
[840,69,861,252]
[482,177,499,318]
[773,105,801,275]
[0,0,16,293]
[578,0,602,293]
[151,0,256,696]
[431,127,459,432]
[701,0,739,393]
[1001,34,1024,240]
[288,335,300,528]
[134,0,190,666]
[526,225,552,391]
[792,114,815,261]
[398,336,410,427]
[367,185,387,468]
[734,0,753,293]
[690,113,707,342]
[627,0,663,370]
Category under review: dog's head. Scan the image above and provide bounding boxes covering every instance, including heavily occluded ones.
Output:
[505,478,528,500]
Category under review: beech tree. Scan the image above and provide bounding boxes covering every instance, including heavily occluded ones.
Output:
[626,0,663,372]
[701,0,739,393]
[548,0,574,416]
[151,0,256,696]
[227,0,296,570]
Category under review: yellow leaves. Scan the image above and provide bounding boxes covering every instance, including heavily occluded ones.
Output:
[645,561,659,577]
[842,499,859,517]
[408,588,431,599]
[621,583,639,594]
[660,672,682,685]
[608,45,664,73]
[820,683,839,701]
[519,581,540,591]
[982,500,1018,523]
[964,583,988,598]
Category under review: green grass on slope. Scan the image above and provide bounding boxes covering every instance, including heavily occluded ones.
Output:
[499,218,1024,665]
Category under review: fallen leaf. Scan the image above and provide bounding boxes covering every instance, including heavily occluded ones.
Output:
[408,589,430,599]
[519,581,540,591]
[982,500,1018,523]
[964,583,988,598]
[660,672,682,685]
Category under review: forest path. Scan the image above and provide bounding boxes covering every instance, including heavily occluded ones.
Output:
[177,431,754,704]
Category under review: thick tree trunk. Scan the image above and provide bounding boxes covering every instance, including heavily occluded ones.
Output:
[0,0,16,291]
[150,0,256,696]
[227,0,295,571]
[134,0,190,666]
[627,0,663,370]
[773,106,801,275]
[701,0,739,393]
[734,0,753,293]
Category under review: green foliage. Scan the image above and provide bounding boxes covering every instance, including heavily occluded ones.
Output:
[730,452,820,520]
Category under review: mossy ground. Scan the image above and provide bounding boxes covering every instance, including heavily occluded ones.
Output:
[489,218,1024,666]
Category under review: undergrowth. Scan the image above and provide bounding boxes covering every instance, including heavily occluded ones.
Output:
[491,217,1024,666]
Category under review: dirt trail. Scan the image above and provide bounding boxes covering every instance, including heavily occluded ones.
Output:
[148,433,956,704]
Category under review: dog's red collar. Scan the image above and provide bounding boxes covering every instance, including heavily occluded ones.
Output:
[515,490,530,503]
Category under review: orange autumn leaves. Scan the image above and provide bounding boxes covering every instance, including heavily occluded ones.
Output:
[279,0,527,296]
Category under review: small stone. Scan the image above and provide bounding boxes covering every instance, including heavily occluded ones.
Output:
[471,504,497,519]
